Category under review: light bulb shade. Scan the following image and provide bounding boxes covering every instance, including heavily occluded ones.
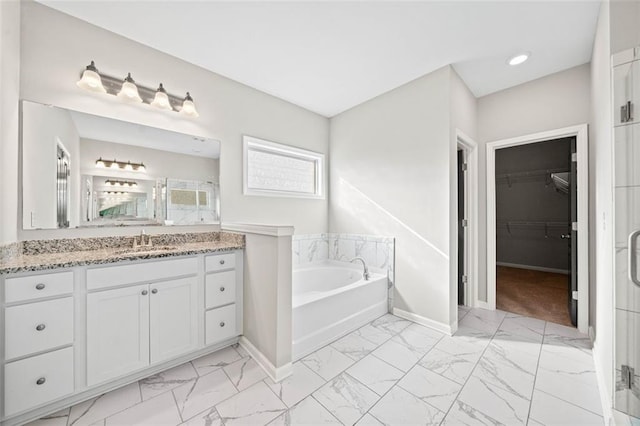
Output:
[77,61,107,93]
[180,92,199,118]
[95,158,106,168]
[117,73,143,103]
[151,83,173,110]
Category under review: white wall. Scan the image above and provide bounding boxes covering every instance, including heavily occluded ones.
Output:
[22,101,80,229]
[0,0,20,245]
[330,66,455,329]
[590,0,614,416]
[610,0,640,54]
[15,1,329,241]
[476,64,591,301]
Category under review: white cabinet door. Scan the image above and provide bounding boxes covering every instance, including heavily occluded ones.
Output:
[150,277,199,363]
[614,60,640,126]
[87,284,150,386]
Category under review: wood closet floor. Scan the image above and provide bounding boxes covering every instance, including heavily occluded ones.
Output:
[496,266,573,327]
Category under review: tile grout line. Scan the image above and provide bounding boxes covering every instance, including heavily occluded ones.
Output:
[436,311,508,424]
[350,333,449,424]
[307,316,418,424]
[525,319,547,425]
[534,328,606,418]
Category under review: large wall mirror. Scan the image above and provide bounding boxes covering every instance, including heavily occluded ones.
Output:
[21,100,220,229]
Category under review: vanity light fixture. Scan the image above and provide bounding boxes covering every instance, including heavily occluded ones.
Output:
[117,73,143,103]
[95,157,146,172]
[76,61,107,93]
[76,61,199,118]
[508,52,530,66]
[180,92,200,118]
[151,83,172,111]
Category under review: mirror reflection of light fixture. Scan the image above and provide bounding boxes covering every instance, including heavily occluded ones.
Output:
[151,83,173,111]
[180,92,200,118]
[76,61,198,118]
[117,73,143,103]
[76,61,107,93]
[94,158,146,172]
[105,179,138,187]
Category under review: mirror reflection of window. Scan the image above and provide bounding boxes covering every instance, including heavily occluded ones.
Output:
[166,179,219,225]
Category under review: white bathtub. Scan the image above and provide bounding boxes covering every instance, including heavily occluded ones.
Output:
[292,261,388,360]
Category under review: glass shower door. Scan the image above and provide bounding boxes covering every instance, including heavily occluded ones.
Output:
[614,105,640,418]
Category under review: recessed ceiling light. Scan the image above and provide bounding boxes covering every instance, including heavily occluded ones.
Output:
[508,53,530,66]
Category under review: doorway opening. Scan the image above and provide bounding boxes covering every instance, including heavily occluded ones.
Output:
[494,138,575,326]
[486,125,588,332]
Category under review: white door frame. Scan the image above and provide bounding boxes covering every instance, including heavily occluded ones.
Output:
[456,130,479,309]
[486,124,589,333]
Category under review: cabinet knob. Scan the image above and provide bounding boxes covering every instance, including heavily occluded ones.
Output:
[219,259,225,265]
[141,290,148,296]
[35,283,45,290]
[220,286,225,292]
[151,288,158,294]
[36,377,46,385]
[219,321,225,327]
[36,324,46,331]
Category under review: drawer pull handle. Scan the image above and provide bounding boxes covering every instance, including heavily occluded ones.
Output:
[220,286,225,292]
[220,259,225,265]
[35,283,46,290]
[220,321,225,327]
[151,288,158,294]
[142,290,148,296]
[36,377,46,385]
[36,324,46,331]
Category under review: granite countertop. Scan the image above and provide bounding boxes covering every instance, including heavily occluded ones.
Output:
[0,232,245,275]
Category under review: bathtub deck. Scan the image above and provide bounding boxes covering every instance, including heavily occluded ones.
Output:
[29,307,602,425]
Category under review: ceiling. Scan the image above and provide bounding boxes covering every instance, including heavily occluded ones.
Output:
[39,1,602,117]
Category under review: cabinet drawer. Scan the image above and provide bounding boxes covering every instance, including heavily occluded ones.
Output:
[87,257,198,290]
[4,347,74,416]
[205,252,235,272]
[5,271,73,303]
[5,297,74,360]
[206,304,237,345]
[205,271,236,309]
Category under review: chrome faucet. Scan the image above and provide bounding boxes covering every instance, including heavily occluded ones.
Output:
[350,257,370,281]
[132,229,152,248]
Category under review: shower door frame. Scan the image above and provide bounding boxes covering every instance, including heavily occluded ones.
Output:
[485,124,589,333]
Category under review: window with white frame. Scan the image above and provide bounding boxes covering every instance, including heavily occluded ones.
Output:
[243,136,324,198]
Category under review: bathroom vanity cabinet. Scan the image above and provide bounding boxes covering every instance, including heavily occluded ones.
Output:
[0,250,243,426]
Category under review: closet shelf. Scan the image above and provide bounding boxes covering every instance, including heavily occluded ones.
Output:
[496,167,569,187]
[496,221,571,237]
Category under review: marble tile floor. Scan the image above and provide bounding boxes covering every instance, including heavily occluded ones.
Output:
[29,307,605,426]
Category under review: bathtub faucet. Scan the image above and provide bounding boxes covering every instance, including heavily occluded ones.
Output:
[350,257,370,281]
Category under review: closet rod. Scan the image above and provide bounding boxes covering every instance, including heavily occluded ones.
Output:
[496,167,568,180]
[496,221,570,227]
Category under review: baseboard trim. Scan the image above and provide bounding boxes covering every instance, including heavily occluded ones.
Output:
[496,262,570,275]
[238,336,292,383]
[393,308,455,335]
[590,327,614,424]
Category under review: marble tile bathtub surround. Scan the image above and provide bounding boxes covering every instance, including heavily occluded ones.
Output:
[293,234,394,275]
[29,308,605,426]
